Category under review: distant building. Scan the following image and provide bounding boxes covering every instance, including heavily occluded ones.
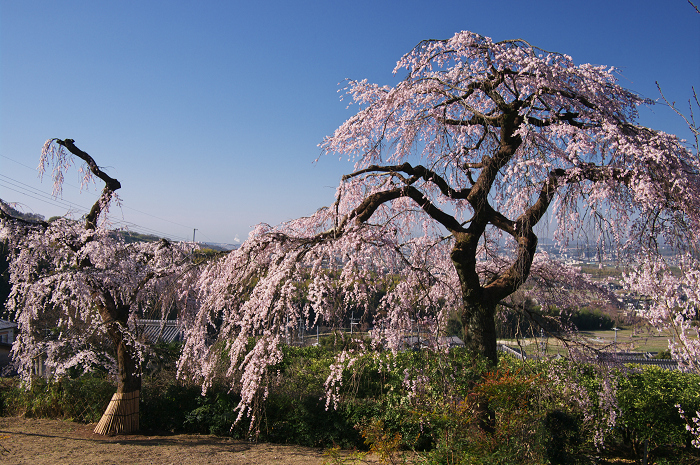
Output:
[0,320,17,372]
[0,320,16,344]
[133,319,183,343]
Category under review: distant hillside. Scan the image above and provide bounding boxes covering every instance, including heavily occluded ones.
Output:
[117,230,162,243]
[117,233,238,251]
[116,232,238,251]
[0,200,45,223]
[201,242,239,252]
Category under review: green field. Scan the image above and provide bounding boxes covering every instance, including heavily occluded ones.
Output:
[499,326,673,356]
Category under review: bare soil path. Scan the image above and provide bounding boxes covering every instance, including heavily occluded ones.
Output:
[0,417,370,465]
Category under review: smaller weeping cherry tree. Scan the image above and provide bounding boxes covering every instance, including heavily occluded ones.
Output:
[622,79,700,446]
[0,139,199,435]
[615,2,700,448]
[177,30,700,439]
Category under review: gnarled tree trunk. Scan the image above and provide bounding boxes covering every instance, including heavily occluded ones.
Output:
[451,231,503,367]
[461,299,498,366]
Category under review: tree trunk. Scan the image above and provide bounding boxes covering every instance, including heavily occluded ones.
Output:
[461,299,498,366]
[94,337,141,435]
[457,296,499,433]
[452,235,501,433]
[451,233,499,366]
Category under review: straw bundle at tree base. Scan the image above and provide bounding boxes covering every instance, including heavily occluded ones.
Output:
[94,390,139,435]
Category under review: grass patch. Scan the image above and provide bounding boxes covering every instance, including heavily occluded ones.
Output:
[500,327,674,356]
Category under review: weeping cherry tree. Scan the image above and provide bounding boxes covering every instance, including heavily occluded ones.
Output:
[0,139,198,435]
[177,31,700,426]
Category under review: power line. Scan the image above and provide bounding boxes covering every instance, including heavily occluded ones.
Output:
[1,152,196,233]
[0,171,190,242]
[0,181,88,215]
[120,204,194,231]
[0,153,39,171]
[0,174,94,212]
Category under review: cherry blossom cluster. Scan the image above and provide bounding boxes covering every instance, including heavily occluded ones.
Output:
[2,145,199,384]
[177,210,462,419]
[544,358,619,449]
[623,256,700,374]
[677,404,700,449]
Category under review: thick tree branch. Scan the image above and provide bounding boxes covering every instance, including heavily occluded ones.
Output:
[484,161,637,302]
[343,162,471,200]
[344,185,465,233]
[54,139,122,230]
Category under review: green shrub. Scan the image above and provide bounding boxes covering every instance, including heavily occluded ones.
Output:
[543,409,583,464]
[4,347,700,464]
[264,393,362,447]
[419,359,553,465]
[182,391,244,437]
[0,374,114,423]
[139,372,204,432]
[615,366,700,460]
[569,307,615,331]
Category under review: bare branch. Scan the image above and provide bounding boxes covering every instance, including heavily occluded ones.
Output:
[54,139,122,230]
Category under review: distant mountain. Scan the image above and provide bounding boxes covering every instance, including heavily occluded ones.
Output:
[117,233,239,251]
[2,199,243,249]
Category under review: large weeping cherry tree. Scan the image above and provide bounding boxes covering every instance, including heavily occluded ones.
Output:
[0,139,199,435]
[177,31,700,425]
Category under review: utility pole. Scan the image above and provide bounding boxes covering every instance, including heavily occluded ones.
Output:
[193,228,197,243]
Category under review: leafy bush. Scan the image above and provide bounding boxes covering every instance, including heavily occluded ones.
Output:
[182,391,244,437]
[139,372,205,433]
[418,359,554,465]
[615,366,700,460]
[0,374,114,423]
[264,393,362,447]
[542,409,583,464]
[568,308,615,331]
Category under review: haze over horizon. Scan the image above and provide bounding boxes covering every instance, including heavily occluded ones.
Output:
[1,1,697,244]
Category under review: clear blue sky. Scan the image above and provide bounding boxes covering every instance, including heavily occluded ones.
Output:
[1,1,698,244]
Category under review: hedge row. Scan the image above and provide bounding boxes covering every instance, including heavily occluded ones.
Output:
[1,346,699,464]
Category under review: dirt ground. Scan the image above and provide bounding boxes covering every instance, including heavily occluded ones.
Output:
[0,417,379,465]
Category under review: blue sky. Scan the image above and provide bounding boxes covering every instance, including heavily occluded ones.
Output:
[1,1,698,244]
